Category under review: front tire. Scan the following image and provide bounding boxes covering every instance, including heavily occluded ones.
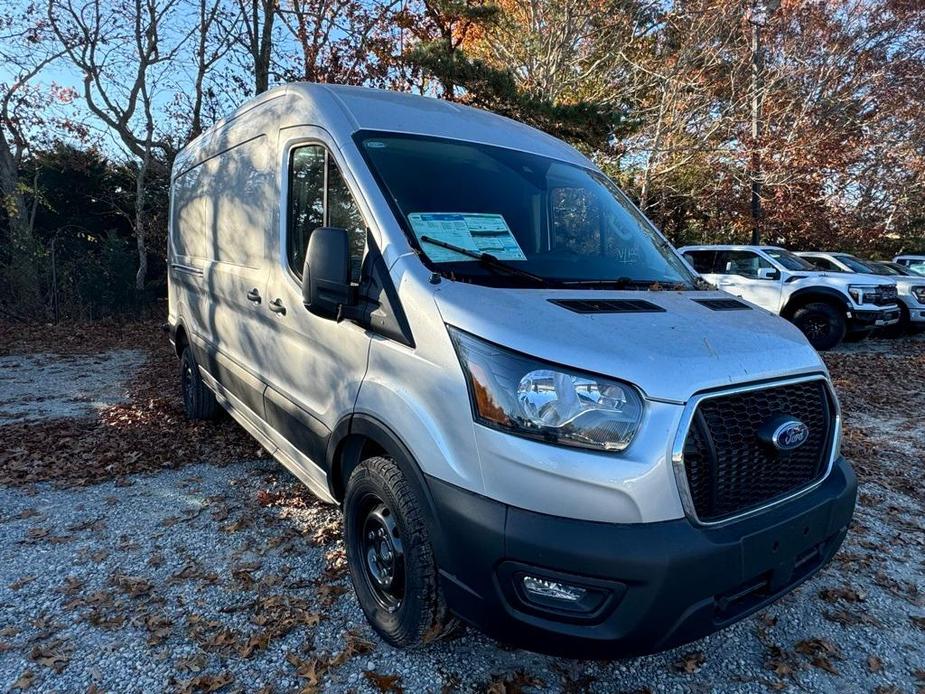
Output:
[179,346,218,420]
[343,456,452,648]
[791,302,846,351]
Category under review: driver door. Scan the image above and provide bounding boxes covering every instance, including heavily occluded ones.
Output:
[259,129,372,486]
[712,250,782,311]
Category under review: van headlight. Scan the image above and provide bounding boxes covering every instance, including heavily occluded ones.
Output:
[448,327,644,452]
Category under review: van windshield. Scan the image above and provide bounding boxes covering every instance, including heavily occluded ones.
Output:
[356,131,695,288]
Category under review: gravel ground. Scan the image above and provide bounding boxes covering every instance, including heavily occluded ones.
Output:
[0,350,145,424]
[0,338,922,693]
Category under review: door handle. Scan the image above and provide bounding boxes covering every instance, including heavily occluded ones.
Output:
[246,288,261,303]
[269,298,286,315]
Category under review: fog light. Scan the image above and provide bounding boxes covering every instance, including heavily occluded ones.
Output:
[522,575,587,603]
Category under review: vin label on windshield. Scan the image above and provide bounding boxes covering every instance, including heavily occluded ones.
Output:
[408,212,527,263]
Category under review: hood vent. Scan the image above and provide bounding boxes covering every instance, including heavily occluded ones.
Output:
[549,299,665,314]
[694,298,751,311]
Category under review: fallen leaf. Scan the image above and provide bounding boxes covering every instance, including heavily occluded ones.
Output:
[10,669,35,691]
[672,650,706,674]
[365,671,403,693]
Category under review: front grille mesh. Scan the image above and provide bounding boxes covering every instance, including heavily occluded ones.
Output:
[681,380,834,522]
[875,286,898,305]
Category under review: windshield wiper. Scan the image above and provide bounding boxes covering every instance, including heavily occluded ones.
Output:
[419,235,549,285]
[559,277,657,288]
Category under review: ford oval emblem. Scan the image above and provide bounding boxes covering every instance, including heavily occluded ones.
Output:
[769,419,810,451]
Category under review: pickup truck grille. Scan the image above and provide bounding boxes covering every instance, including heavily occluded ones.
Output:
[874,285,898,305]
[680,379,835,523]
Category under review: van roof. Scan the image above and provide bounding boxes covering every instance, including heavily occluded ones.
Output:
[196,83,591,169]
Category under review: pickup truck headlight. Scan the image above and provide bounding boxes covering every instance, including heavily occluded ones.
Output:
[912,286,925,304]
[847,284,879,305]
[448,327,644,452]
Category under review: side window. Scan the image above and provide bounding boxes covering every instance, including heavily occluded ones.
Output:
[908,260,925,276]
[288,146,325,276]
[806,257,838,271]
[683,251,716,274]
[716,251,772,278]
[327,164,366,283]
[288,145,367,282]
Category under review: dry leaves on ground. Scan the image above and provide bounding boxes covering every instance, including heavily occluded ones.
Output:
[0,321,256,487]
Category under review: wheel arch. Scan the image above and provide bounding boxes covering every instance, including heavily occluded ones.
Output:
[326,413,452,574]
[173,322,189,357]
[781,287,849,319]
[327,413,440,518]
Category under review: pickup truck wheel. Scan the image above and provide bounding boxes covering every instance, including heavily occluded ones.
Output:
[179,346,218,420]
[344,456,452,648]
[792,302,846,351]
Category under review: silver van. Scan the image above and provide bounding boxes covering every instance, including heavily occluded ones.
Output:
[167,84,856,657]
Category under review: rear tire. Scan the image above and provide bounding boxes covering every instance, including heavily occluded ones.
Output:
[791,302,846,351]
[179,346,218,420]
[343,456,452,648]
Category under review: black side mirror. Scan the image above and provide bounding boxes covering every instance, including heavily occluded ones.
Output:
[302,227,354,320]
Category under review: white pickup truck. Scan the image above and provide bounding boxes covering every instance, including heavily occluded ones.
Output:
[796,251,925,333]
[679,245,900,350]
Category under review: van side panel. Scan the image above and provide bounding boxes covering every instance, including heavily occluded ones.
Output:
[198,132,274,418]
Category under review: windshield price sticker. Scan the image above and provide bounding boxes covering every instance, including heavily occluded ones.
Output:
[408,213,527,262]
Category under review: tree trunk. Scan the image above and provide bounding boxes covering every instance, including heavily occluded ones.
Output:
[750,21,764,245]
[640,87,668,211]
[190,0,208,139]
[134,145,151,291]
[0,140,40,307]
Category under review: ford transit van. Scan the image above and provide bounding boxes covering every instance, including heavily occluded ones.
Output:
[167,84,857,657]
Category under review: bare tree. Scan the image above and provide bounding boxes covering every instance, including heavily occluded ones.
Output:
[236,0,277,94]
[190,0,238,139]
[0,5,68,309]
[48,0,190,290]
[275,0,400,85]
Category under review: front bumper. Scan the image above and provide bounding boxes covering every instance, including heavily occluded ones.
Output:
[428,457,856,658]
[849,306,900,330]
[901,300,925,323]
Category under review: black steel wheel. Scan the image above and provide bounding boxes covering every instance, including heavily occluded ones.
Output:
[360,500,405,611]
[343,455,453,648]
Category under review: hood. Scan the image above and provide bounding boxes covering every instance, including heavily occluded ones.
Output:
[433,285,826,403]
[788,271,895,287]
[894,276,925,293]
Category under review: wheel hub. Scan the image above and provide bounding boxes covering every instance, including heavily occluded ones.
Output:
[805,317,827,339]
[360,502,405,610]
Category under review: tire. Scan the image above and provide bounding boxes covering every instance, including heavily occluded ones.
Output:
[343,456,452,648]
[791,302,846,351]
[179,346,218,420]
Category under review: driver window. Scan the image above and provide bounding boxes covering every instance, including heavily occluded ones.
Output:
[718,251,773,278]
[288,144,367,282]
